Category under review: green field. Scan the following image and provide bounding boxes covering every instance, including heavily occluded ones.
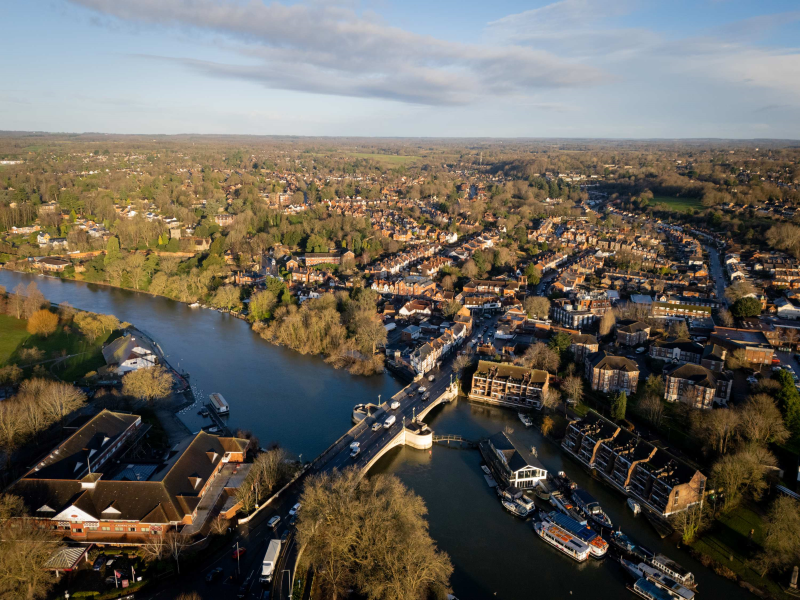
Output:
[348,152,421,165]
[0,313,119,381]
[651,195,704,213]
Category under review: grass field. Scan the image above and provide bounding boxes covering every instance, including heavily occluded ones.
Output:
[348,152,421,165]
[652,195,704,213]
[0,313,119,381]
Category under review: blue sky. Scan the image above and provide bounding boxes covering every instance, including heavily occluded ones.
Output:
[2,0,800,138]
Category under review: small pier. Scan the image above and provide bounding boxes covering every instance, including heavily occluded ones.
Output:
[432,434,477,448]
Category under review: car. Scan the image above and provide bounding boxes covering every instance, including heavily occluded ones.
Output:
[289,503,301,516]
[232,547,247,560]
[422,392,430,401]
[773,365,784,372]
[746,376,759,385]
[428,374,435,381]
[349,441,360,451]
[237,582,251,599]
[418,386,427,394]
[206,567,224,583]
[635,347,647,354]
[372,422,382,431]
[281,529,290,542]
[92,555,106,571]
[267,515,281,529]
[289,514,298,526]
[390,401,400,410]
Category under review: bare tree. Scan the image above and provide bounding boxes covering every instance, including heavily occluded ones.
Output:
[599,310,616,337]
[519,343,559,373]
[141,532,168,562]
[122,365,173,403]
[562,375,583,404]
[718,308,734,327]
[164,531,190,574]
[738,394,790,446]
[755,495,800,576]
[523,297,550,320]
[724,280,756,303]
[712,446,777,512]
[692,408,741,455]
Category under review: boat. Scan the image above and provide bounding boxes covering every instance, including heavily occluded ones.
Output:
[209,392,230,415]
[518,412,533,427]
[481,465,491,476]
[637,563,695,600]
[571,488,613,530]
[627,498,641,515]
[544,511,608,558]
[535,479,552,501]
[628,577,676,600]
[608,531,654,562]
[189,302,201,308]
[648,554,696,589]
[549,491,586,524]
[554,471,577,492]
[517,494,537,513]
[534,521,591,562]
[197,408,210,418]
[620,558,644,580]
[502,500,530,518]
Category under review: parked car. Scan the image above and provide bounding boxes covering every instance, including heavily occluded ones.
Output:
[289,503,301,517]
[635,347,647,354]
[390,401,400,410]
[92,555,106,571]
[206,567,224,583]
[232,547,247,560]
[746,376,758,385]
[267,515,281,529]
[422,392,430,401]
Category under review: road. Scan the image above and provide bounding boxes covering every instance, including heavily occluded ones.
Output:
[706,245,728,306]
[142,314,499,600]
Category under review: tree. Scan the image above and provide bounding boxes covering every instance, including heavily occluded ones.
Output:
[718,307,734,327]
[775,369,800,437]
[452,351,473,380]
[670,502,708,544]
[523,296,550,320]
[122,365,173,403]
[562,375,583,404]
[692,407,740,455]
[0,494,63,600]
[755,495,800,576]
[730,296,762,318]
[441,300,463,319]
[724,280,756,303]
[105,235,121,266]
[712,446,777,512]
[10,284,25,319]
[548,331,572,355]
[611,390,627,421]
[248,290,277,322]
[519,343,559,373]
[668,320,690,339]
[22,282,46,319]
[212,285,243,312]
[738,394,790,446]
[541,387,561,412]
[26,310,58,337]
[164,531,190,574]
[524,263,541,285]
[296,468,452,600]
[599,310,615,337]
[461,259,478,279]
[541,415,554,436]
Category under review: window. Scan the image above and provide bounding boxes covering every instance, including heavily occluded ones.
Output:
[102,526,110,531]
[129,527,136,532]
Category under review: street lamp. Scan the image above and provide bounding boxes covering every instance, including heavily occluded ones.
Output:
[233,541,241,576]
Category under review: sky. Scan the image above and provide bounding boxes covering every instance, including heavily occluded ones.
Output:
[2,0,800,138]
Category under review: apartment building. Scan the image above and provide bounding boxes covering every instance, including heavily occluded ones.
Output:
[585,351,639,394]
[570,333,599,364]
[664,363,732,409]
[649,338,704,365]
[616,320,651,346]
[470,361,549,409]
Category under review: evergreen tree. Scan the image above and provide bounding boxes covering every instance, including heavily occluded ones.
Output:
[611,390,627,421]
[104,236,121,266]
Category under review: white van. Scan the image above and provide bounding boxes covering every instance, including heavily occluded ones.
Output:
[383,415,396,429]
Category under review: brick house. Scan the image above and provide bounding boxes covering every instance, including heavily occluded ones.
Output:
[615,319,650,346]
[570,333,599,364]
[649,338,704,365]
[664,363,732,408]
[585,351,639,394]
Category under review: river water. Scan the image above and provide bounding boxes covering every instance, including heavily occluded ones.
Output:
[0,271,753,600]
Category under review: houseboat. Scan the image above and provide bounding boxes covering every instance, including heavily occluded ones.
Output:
[609,531,654,563]
[502,499,530,518]
[549,490,586,524]
[536,478,552,501]
[534,521,591,562]
[518,413,533,427]
[649,554,695,589]
[571,488,613,530]
[628,577,678,600]
[545,512,608,558]
[638,563,695,600]
[209,392,230,415]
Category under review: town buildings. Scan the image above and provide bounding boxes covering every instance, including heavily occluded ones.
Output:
[584,351,639,394]
[616,320,650,346]
[470,361,549,409]
[570,334,599,364]
[481,432,547,490]
[102,334,159,374]
[6,410,249,544]
[563,411,706,517]
[664,363,732,408]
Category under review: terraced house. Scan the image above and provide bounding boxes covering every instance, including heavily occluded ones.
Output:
[7,410,249,544]
[563,412,706,517]
[470,361,549,409]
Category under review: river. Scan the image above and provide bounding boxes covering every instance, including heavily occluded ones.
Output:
[0,270,754,600]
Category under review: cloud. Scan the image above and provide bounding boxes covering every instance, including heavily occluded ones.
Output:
[68,0,606,106]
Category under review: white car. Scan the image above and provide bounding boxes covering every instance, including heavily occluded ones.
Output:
[428,374,435,381]
[371,422,382,432]
[349,441,360,451]
[289,503,301,517]
[390,401,400,410]
[418,386,427,394]
[635,347,647,354]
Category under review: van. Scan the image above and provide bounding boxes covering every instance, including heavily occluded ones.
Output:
[383,415,396,429]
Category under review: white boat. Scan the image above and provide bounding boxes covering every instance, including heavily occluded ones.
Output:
[189,302,201,308]
[629,577,676,600]
[209,392,229,415]
[638,563,695,600]
[534,521,591,562]
[648,554,695,589]
[627,498,641,515]
[518,413,533,427]
[502,500,530,518]
[481,465,491,475]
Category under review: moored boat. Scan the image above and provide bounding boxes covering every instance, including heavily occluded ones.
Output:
[648,554,696,589]
[548,490,586,523]
[534,521,591,562]
[620,557,644,580]
[518,412,533,427]
[209,392,229,415]
[627,498,641,515]
[502,499,530,518]
[189,302,200,308]
[609,530,654,562]
[535,478,552,501]
[545,511,608,558]
[628,577,675,600]
[638,563,695,600]
[571,488,613,530]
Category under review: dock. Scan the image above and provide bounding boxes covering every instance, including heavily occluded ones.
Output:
[205,403,232,436]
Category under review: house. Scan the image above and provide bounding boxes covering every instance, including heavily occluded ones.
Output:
[7,410,249,544]
[470,361,549,409]
[664,363,732,408]
[701,344,727,372]
[214,214,235,227]
[481,432,547,490]
[36,257,70,272]
[399,300,432,318]
[775,296,800,320]
[616,320,650,346]
[649,338,704,365]
[570,334,599,363]
[710,327,774,365]
[562,411,706,517]
[102,334,158,374]
[585,351,639,394]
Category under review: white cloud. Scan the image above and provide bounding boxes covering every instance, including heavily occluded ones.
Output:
[69,0,606,106]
